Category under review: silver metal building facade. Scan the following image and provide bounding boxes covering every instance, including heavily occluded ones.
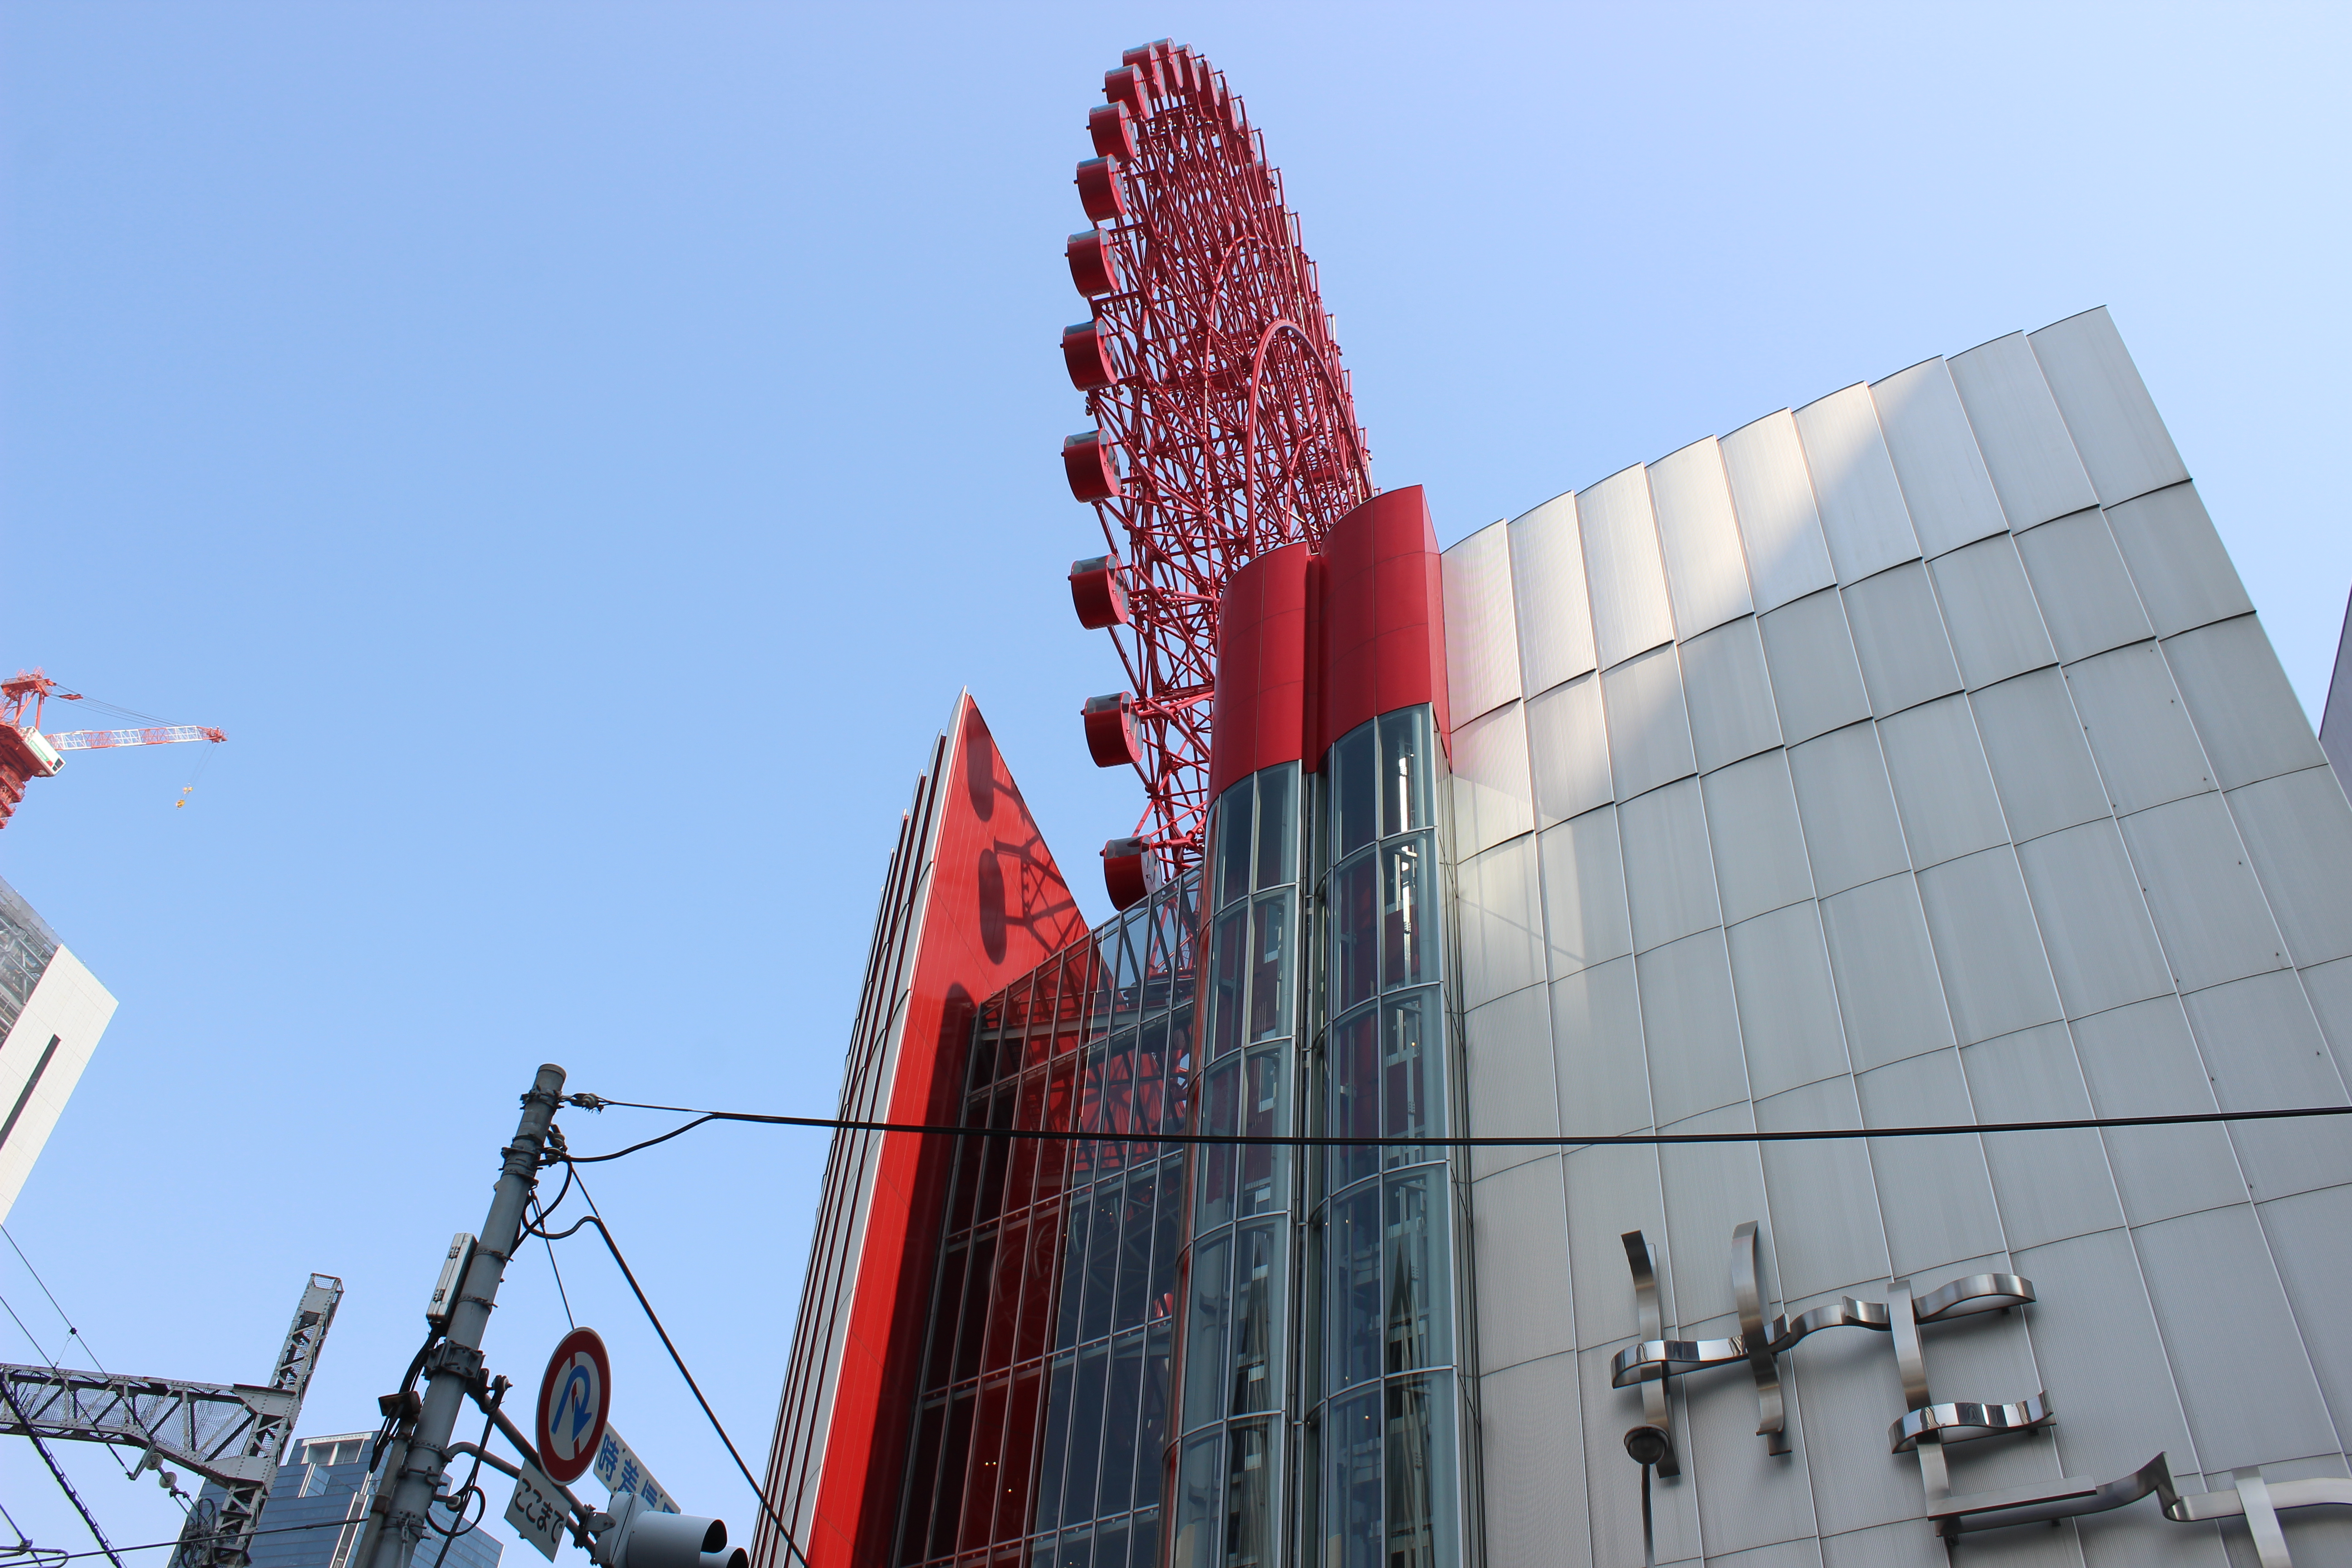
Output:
[1445,309,2352,1566]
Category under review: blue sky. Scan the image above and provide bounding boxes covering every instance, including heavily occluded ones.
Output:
[2,1,2347,1559]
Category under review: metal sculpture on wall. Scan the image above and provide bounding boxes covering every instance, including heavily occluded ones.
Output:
[1614,1224,2352,1562]
[1612,1227,2039,1464]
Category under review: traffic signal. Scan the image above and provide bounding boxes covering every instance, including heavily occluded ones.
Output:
[589,1495,746,1568]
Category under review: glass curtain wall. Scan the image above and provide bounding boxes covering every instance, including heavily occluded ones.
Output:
[1313,708,1466,1568]
[897,871,1199,1568]
[1170,762,1305,1568]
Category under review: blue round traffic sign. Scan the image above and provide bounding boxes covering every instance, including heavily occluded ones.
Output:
[535,1327,612,1485]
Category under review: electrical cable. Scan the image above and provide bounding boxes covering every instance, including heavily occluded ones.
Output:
[528,1170,815,1568]
[533,1088,2352,1568]
[364,1331,441,1479]
[425,1396,499,1568]
[0,1230,108,1373]
[559,1095,2352,1159]
[0,1230,181,1504]
[0,1497,61,1568]
[529,1137,578,1332]
[0,1518,356,1563]
[529,1197,576,1334]
[50,696,176,729]
[0,1378,124,1568]
[0,1289,59,1364]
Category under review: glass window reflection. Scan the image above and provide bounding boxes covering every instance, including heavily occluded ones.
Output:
[1312,706,1461,1568]
[1332,722,1376,861]
[1216,779,1255,912]
[1253,764,1297,891]
[904,865,1199,1568]
[1381,835,1433,990]
[1247,893,1292,1042]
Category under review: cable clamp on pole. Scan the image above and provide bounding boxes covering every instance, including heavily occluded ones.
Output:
[426,1343,485,1381]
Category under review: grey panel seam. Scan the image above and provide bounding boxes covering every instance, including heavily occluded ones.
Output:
[0,1035,60,1152]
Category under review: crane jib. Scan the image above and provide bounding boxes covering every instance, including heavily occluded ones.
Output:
[45,725,225,750]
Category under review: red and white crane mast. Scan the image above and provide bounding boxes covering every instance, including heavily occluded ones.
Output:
[0,669,228,829]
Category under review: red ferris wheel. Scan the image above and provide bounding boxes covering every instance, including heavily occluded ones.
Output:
[1059,40,1375,908]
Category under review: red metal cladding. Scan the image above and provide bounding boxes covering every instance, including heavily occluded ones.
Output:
[1064,229,1120,298]
[1082,692,1142,769]
[1056,47,1376,900]
[1314,485,1450,760]
[1204,488,1450,802]
[1068,554,1129,629]
[1103,66,1152,119]
[1061,320,1116,391]
[1088,103,1137,162]
[756,696,1089,1568]
[1206,543,1313,802]
[1062,430,1120,502]
[1074,157,1127,223]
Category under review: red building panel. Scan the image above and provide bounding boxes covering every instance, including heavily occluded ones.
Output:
[760,695,1088,1568]
[1207,485,1451,799]
[1315,485,1450,763]
[1205,542,1313,801]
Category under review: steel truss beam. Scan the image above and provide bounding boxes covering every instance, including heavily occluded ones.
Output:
[0,1274,342,1568]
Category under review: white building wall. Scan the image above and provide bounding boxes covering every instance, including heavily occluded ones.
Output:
[1449,309,2352,1567]
[0,945,118,1224]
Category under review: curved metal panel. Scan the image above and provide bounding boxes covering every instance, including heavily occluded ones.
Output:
[1947,332,2098,531]
[1678,616,1782,775]
[2028,307,2190,509]
[1525,673,1612,827]
[2103,481,2253,638]
[1926,534,2056,691]
[1842,562,1963,719]
[1720,411,1837,613]
[1870,357,2008,560]
[1756,588,1871,746]
[1876,695,2007,872]
[2014,509,2155,663]
[1649,437,1754,641]
[1509,491,1599,698]
[1578,465,1676,672]
[1443,519,1521,727]
[1794,384,1922,586]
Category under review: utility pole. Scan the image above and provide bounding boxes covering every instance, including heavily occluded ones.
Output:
[365,1064,565,1568]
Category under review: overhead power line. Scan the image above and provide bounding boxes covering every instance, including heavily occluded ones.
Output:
[0,1517,353,1563]
[528,1170,814,1568]
[0,1379,123,1568]
[558,1095,2352,1162]
[0,1228,170,1504]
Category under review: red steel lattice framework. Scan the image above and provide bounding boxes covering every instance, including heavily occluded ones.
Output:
[1060,40,1374,907]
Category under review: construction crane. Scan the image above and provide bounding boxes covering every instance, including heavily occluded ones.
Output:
[0,670,226,830]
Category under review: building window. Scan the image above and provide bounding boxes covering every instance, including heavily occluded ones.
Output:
[1173,761,1307,1568]
[1314,706,1462,1568]
[895,871,1196,1568]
